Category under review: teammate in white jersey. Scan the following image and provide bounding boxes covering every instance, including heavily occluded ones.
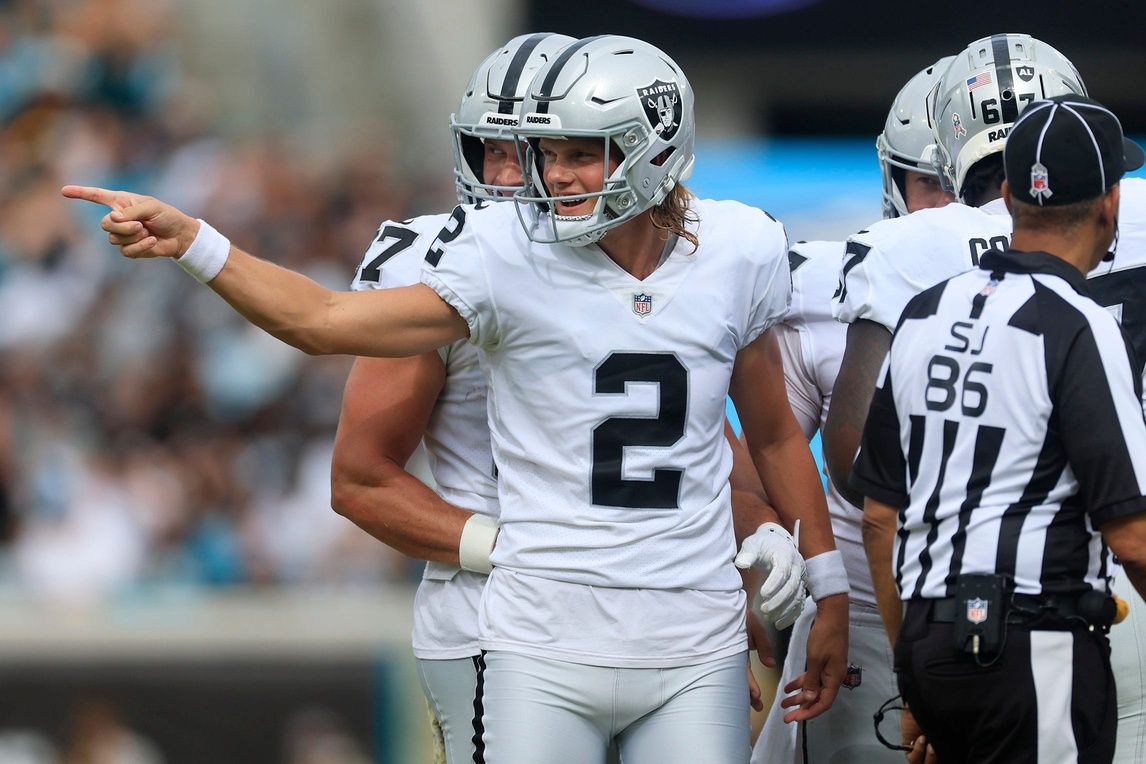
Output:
[65,36,847,764]
[825,34,1087,516]
[752,59,955,764]
[825,34,1146,760]
[330,33,573,764]
[1091,176,1146,764]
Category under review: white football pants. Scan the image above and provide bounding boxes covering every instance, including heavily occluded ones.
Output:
[1112,567,1146,764]
[478,650,750,764]
[417,656,480,764]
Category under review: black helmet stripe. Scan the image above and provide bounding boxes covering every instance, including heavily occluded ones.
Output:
[533,36,605,114]
[495,33,550,115]
[991,34,1019,123]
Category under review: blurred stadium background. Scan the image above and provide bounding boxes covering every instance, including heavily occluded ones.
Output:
[2,0,1143,761]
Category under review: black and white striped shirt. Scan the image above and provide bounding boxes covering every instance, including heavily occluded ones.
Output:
[852,248,1146,600]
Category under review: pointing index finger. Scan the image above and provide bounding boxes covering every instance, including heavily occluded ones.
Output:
[60,185,126,210]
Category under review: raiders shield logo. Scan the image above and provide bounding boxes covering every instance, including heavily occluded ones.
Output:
[1016,65,1035,82]
[637,79,682,142]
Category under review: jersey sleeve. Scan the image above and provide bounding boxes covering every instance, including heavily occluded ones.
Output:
[350,218,436,292]
[833,225,938,332]
[775,321,822,440]
[742,215,791,348]
[1055,310,1146,527]
[849,354,909,508]
[418,205,500,349]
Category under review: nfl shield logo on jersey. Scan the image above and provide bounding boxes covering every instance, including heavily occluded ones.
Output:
[1030,162,1053,202]
[633,293,653,316]
[966,597,989,625]
[637,80,682,141]
[842,663,862,690]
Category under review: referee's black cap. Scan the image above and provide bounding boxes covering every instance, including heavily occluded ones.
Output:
[1003,94,1145,206]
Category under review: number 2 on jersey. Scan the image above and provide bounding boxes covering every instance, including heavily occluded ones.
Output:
[592,352,687,509]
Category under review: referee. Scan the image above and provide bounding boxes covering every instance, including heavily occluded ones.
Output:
[853,94,1146,764]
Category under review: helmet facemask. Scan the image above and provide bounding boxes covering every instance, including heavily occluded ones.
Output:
[449,33,578,205]
[876,57,952,219]
[510,35,696,249]
[515,122,677,247]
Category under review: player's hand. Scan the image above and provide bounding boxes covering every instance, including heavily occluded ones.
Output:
[906,737,938,763]
[746,655,764,712]
[901,708,938,762]
[735,521,807,629]
[61,185,200,260]
[779,592,847,722]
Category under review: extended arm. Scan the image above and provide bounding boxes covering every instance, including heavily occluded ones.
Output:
[61,185,470,357]
[824,319,891,508]
[331,353,487,567]
[730,328,847,722]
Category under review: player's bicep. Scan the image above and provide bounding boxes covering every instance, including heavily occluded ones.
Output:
[331,352,447,487]
[329,284,469,357]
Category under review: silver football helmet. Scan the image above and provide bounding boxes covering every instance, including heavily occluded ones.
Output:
[451,33,576,204]
[512,35,696,247]
[931,33,1086,199]
[876,56,954,218]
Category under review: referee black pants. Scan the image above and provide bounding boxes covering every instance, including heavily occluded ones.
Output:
[895,602,1117,763]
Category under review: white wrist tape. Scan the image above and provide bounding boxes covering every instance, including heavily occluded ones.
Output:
[176,219,230,283]
[458,513,499,575]
[805,550,849,601]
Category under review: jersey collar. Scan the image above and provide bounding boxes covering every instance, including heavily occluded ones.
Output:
[979,248,1089,295]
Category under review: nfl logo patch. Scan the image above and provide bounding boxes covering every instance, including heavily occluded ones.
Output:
[966,597,989,625]
[1030,162,1053,202]
[633,293,653,316]
[842,663,862,690]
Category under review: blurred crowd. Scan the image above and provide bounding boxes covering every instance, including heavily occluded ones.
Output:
[0,0,445,605]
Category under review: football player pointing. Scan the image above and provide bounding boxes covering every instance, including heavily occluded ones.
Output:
[331,33,573,764]
[65,35,846,764]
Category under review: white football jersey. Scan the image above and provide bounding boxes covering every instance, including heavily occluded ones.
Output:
[781,241,872,605]
[1089,177,1146,381]
[352,212,497,660]
[421,199,791,665]
[833,199,1012,331]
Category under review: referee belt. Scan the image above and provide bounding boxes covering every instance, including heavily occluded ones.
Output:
[916,593,1112,628]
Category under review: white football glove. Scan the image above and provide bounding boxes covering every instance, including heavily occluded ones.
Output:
[734,520,807,630]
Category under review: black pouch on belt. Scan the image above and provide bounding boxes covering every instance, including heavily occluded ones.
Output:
[951,574,1008,655]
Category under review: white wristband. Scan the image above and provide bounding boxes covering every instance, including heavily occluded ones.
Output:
[459,513,499,575]
[176,219,230,283]
[805,550,849,601]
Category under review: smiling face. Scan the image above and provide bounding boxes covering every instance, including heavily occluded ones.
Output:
[538,137,622,218]
[903,169,956,213]
[482,139,523,196]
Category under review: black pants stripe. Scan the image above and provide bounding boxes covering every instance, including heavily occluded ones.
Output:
[471,652,487,764]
